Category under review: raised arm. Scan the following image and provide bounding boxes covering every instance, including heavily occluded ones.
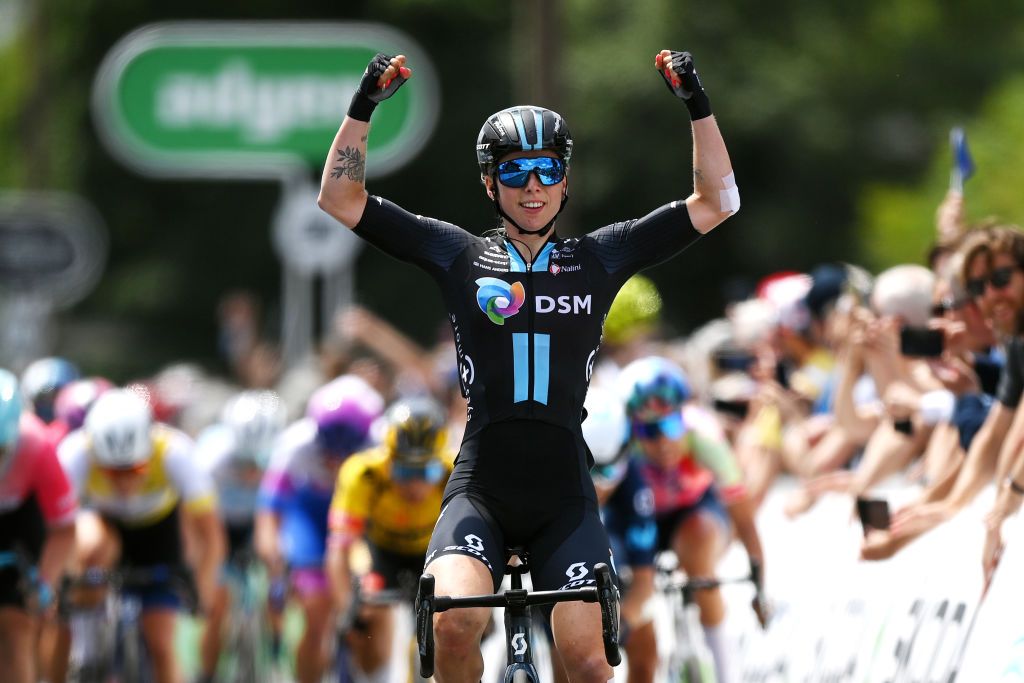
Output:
[318,53,411,228]
[655,50,739,234]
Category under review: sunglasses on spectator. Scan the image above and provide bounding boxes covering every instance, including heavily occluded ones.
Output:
[496,157,566,188]
[929,297,968,317]
[966,266,1019,299]
[633,413,686,441]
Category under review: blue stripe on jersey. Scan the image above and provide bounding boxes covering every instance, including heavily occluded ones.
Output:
[533,243,555,272]
[512,333,530,403]
[505,242,528,272]
[533,333,550,404]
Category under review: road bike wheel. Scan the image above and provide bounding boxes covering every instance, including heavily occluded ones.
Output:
[118,602,151,683]
[233,618,259,683]
[677,654,716,683]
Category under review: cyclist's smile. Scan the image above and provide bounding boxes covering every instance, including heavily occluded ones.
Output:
[490,150,566,232]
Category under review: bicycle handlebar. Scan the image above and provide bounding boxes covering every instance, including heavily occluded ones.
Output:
[660,557,771,629]
[59,565,200,617]
[415,562,621,678]
[430,586,599,612]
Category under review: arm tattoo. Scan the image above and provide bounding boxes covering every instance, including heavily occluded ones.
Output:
[331,146,366,183]
[360,134,368,142]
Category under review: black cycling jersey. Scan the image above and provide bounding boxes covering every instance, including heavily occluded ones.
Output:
[356,194,702,587]
[354,195,701,440]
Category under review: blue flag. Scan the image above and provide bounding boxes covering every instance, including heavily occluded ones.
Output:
[950,127,975,191]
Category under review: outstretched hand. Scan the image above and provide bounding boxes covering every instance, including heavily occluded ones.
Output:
[348,53,413,122]
[655,49,712,120]
[360,53,412,102]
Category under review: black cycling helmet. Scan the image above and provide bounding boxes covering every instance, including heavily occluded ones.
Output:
[476,106,573,177]
[476,106,573,237]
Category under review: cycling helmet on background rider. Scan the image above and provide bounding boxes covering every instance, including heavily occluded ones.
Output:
[20,357,80,423]
[54,377,115,431]
[0,369,23,465]
[602,275,663,347]
[85,388,153,469]
[384,396,447,482]
[582,387,630,487]
[617,356,692,441]
[221,390,287,468]
[306,375,384,458]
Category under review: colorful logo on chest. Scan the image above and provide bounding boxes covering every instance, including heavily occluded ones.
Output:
[475,277,525,325]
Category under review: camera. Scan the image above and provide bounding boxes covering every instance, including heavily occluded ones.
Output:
[899,326,944,358]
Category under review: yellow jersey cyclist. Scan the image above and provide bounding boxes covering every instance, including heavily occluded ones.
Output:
[326,396,454,681]
[194,389,288,683]
[618,356,764,683]
[55,388,226,683]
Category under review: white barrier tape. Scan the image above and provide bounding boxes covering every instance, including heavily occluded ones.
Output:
[920,390,956,426]
[719,172,740,214]
[716,479,997,682]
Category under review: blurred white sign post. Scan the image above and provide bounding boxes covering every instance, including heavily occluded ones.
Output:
[92,22,439,366]
[272,181,363,364]
[0,192,108,371]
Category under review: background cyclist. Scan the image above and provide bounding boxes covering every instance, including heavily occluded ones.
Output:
[20,357,81,444]
[618,355,764,683]
[318,45,738,683]
[550,385,658,683]
[56,387,225,683]
[326,396,454,681]
[255,374,383,683]
[195,389,288,683]
[0,368,78,683]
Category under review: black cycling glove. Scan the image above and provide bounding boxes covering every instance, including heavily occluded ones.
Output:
[348,52,409,122]
[659,51,712,121]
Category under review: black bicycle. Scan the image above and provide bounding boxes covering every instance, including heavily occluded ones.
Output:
[415,550,621,683]
[59,564,197,683]
[335,573,428,683]
[658,556,769,683]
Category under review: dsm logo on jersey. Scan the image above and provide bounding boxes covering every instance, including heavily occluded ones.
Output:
[536,294,591,315]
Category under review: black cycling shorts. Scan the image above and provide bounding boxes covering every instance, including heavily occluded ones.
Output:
[104,506,187,610]
[425,420,613,592]
[0,494,45,609]
[366,542,423,597]
[106,505,184,568]
[226,521,254,564]
[654,486,729,552]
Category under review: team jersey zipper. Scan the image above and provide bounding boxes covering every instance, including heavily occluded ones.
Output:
[526,258,535,417]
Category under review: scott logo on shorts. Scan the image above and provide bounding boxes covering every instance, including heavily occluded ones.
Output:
[560,562,596,590]
[430,533,493,573]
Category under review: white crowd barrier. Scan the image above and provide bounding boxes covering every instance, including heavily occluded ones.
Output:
[711,476,1024,682]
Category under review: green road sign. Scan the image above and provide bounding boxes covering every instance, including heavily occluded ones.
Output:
[92,22,439,180]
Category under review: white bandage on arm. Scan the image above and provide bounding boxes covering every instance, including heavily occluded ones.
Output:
[920,390,956,426]
[719,171,740,214]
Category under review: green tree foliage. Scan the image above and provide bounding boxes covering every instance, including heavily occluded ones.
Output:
[3,0,1024,375]
[860,76,1024,269]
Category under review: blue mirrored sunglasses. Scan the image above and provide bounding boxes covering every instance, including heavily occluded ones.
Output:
[633,412,686,441]
[496,157,566,188]
[392,460,445,484]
